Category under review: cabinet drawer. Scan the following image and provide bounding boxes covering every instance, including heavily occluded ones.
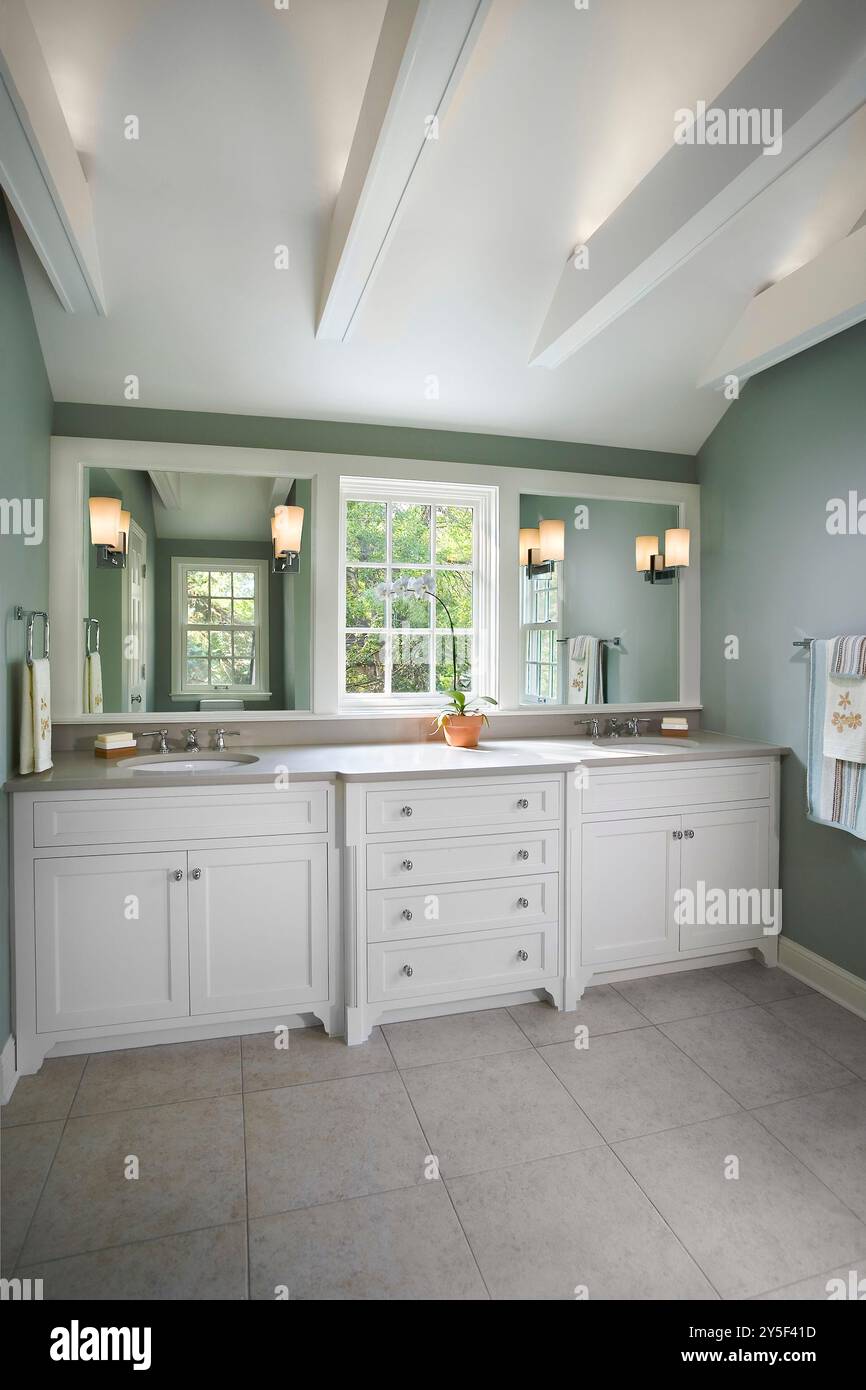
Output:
[33,787,328,847]
[367,873,559,942]
[368,924,558,1002]
[582,762,771,815]
[365,778,560,835]
[366,830,559,890]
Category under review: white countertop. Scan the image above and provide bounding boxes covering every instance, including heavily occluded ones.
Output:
[5,731,788,793]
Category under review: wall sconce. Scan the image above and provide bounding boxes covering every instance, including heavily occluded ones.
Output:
[636,528,690,584]
[520,518,565,577]
[89,497,127,569]
[272,504,304,574]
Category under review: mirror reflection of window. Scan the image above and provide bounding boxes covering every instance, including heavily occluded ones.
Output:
[521,563,560,703]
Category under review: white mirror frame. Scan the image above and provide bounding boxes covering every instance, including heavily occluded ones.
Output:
[50,436,699,720]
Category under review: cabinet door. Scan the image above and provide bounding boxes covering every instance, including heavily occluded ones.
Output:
[679,806,771,950]
[188,844,328,1014]
[35,852,189,1031]
[580,816,681,965]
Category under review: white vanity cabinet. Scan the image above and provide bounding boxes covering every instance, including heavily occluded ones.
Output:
[344,775,565,1044]
[12,782,337,1073]
[569,758,779,1002]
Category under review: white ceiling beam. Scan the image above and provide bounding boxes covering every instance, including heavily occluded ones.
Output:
[699,223,866,388]
[268,476,295,511]
[316,0,490,342]
[148,471,183,511]
[0,0,106,313]
[530,0,866,369]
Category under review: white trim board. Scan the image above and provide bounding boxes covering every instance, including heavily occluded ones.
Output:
[779,937,866,1020]
[50,435,700,721]
[0,1033,18,1105]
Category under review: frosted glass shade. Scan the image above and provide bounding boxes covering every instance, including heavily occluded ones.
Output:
[539,518,565,562]
[273,504,304,556]
[664,527,690,568]
[89,497,122,548]
[519,527,540,566]
[635,535,659,572]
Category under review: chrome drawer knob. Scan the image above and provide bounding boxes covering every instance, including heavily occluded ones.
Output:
[517,897,529,908]
[517,798,529,809]
[402,859,414,871]
[401,909,413,921]
[401,805,413,817]
[672,830,683,840]
[172,869,183,881]
[685,829,695,839]
[191,868,202,880]
[517,849,529,861]
[402,964,414,977]
[517,949,529,962]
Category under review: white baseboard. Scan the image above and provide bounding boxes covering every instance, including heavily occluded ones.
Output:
[1,1034,18,1105]
[779,938,866,1019]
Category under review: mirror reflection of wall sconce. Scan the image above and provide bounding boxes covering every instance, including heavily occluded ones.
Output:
[271,504,304,574]
[635,528,690,584]
[519,518,565,577]
[89,497,128,569]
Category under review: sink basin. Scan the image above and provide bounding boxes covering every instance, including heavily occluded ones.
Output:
[591,738,700,752]
[118,753,260,773]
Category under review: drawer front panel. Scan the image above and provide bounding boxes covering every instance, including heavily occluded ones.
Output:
[368,924,558,1002]
[365,778,560,834]
[366,830,559,890]
[367,873,559,942]
[582,762,771,815]
[34,787,328,847]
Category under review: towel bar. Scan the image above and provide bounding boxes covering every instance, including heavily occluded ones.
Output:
[14,607,50,665]
[556,636,622,646]
[792,638,814,648]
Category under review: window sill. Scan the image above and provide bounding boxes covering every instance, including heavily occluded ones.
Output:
[170,691,272,701]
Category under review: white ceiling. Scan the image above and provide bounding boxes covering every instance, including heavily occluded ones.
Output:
[12,0,866,455]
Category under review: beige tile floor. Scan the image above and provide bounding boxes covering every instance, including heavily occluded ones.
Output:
[3,961,866,1300]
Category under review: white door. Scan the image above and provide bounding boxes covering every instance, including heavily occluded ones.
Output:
[35,852,189,1031]
[679,806,772,950]
[580,815,681,965]
[123,520,147,712]
[187,843,328,1014]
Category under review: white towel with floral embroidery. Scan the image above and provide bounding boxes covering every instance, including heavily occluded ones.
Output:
[823,636,866,764]
[20,658,53,774]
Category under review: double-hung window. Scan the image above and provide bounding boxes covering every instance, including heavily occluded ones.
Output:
[339,477,497,707]
[521,563,561,702]
[171,557,270,700]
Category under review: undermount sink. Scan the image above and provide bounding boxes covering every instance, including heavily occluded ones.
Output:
[118,752,260,773]
[591,737,700,752]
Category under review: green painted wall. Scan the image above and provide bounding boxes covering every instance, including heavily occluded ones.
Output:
[53,403,696,484]
[520,494,679,704]
[153,539,288,710]
[699,320,866,982]
[0,201,53,1047]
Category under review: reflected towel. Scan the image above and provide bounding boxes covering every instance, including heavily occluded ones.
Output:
[568,636,604,705]
[807,639,865,839]
[83,651,104,714]
[20,658,53,774]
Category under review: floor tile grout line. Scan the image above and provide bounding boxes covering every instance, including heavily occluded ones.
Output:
[9,1053,91,1277]
[381,1026,494,1301]
[745,1085,866,1231]
[13,1217,249,1275]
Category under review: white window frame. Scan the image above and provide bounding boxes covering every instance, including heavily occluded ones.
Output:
[338,476,498,710]
[521,562,562,703]
[170,555,271,701]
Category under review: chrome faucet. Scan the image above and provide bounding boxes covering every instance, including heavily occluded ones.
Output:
[574,717,601,738]
[625,716,652,737]
[135,728,171,754]
[184,728,200,753]
[212,728,240,752]
[606,717,625,738]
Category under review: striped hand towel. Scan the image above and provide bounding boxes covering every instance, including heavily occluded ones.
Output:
[807,638,866,838]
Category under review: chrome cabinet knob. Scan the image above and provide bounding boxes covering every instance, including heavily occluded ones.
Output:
[517,897,529,909]
[517,849,529,860]
[401,805,413,817]
[684,829,695,839]
[672,830,683,840]
[517,798,529,809]
[401,909,413,921]
[517,949,529,962]
[173,869,183,881]
[402,964,414,977]
[191,868,202,880]
[402,859,413,871]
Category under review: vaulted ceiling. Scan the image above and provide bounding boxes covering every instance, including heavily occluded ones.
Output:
[5,0,866,454]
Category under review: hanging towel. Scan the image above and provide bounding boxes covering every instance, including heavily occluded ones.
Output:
[82,651,104,714]
[807,639,865,839]
[823,635,866,765]
[20,658,53,774]
[568,636,604,705]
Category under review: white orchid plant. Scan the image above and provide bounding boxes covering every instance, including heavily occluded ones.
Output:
[373,572,497,732]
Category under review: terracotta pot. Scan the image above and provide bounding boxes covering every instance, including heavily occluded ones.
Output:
[442,714,484,749]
